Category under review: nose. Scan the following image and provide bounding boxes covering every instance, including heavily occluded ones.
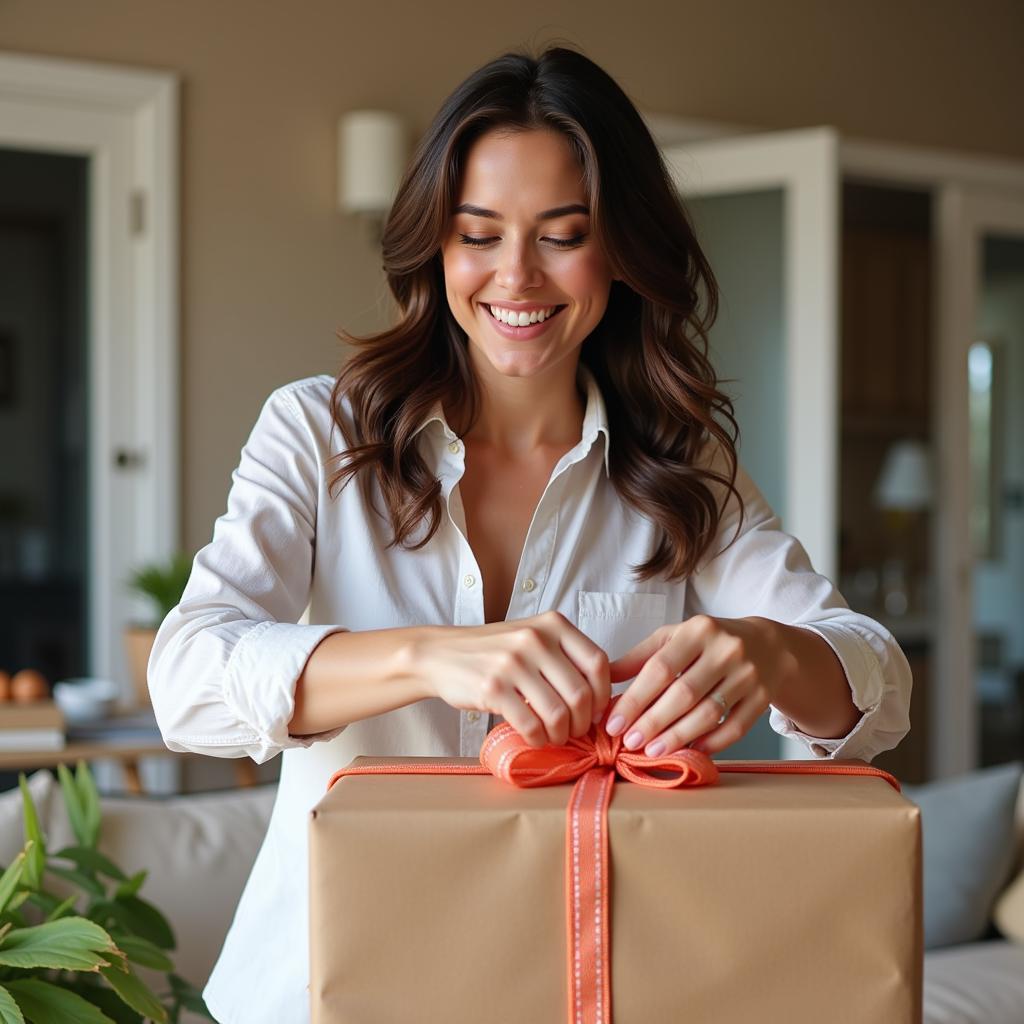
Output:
[494,237,544,294]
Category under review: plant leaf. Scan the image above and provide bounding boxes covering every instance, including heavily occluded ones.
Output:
[0,917,118,971]
[65,981,144,1024]
[75,762,102,848]
[5,978,117,1024]
[58,764,90,849]
[0,853,25,916]
[113,871,146,901]
[99,963,168,1023]
[93,896,175,951]
[45,893,80,922]
[16,778,44,890]
[5,891,29,914]
[167,973,216,1019]
[46,865,107,899]
[52,847,128,883]
[25,888,67,915]
[0,985,26,1024]
[109,933,173,971]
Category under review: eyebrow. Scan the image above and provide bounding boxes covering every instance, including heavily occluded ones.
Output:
[453,202,590,221]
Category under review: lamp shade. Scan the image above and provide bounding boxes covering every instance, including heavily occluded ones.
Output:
[874,440,933,511]
[337,110,407,214]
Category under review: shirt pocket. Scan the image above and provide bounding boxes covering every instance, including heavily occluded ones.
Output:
[576,590,668,693]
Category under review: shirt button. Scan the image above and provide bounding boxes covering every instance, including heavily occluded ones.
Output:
[467,711,480,722]
[521,577,536,592]
[448,440,461,454]
[463,573,476,588]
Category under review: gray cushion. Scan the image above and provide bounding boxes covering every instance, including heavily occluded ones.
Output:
[903,761,1023,950]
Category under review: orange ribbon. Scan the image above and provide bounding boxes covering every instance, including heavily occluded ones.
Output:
[326,694,900,1024]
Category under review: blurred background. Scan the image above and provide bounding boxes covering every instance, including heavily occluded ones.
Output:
[0,0,1022,792]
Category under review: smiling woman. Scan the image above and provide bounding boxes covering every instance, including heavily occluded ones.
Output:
[146,43,913,1024]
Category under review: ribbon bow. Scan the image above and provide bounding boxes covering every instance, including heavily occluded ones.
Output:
[478,695,719,1024]
[479,696,719,791]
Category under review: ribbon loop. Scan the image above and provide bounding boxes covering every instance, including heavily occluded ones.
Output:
[478,700,720,791]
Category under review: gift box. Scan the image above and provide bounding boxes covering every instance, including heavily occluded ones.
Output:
[309,721,922,1024]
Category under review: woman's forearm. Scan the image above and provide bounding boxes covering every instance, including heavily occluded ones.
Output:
[761,619,863,740]
[288,626,437,736]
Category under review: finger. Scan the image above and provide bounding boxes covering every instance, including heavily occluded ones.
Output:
[606,628,704,739]
[679,691,765,756]
[636,676,742,755]
[531,646,595,742]
[558,624,612,726]
[624,637,737,749]
[509,654,579,747]
[501,687,548,748]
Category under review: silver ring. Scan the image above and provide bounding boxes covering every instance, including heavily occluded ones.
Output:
[709,691,730,726]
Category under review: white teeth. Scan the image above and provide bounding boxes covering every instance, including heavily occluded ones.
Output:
[487,305,559,326]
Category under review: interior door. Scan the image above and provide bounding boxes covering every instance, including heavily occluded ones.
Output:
[934,188,1024,778]
[661,128,841,759]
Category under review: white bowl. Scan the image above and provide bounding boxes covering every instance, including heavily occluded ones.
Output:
[52,678,120,723]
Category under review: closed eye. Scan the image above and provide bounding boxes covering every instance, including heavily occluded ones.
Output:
[457,233,588,250]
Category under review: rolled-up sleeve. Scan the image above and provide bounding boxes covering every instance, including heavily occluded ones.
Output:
[147,384,349,763]
[684,442,912,762]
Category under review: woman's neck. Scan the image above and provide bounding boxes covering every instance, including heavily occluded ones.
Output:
[453,358,586,459]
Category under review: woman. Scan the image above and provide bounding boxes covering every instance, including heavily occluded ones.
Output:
[149,45,912,1023]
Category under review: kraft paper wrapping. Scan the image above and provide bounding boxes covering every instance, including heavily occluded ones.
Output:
[310,756,922,1024]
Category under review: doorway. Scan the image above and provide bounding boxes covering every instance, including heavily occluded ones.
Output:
[0,147,89,692]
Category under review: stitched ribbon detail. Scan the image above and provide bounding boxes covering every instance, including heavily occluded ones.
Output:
[478,697,717,1024]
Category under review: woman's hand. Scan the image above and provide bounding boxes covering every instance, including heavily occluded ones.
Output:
[604,615,794,757]
[410,612,612,748]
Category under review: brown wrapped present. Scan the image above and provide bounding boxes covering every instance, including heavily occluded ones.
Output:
[309,721,921,1024]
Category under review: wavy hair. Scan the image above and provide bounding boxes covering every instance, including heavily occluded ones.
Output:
[329,44,745,582]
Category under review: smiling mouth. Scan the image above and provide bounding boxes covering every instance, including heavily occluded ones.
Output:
[483,304,568,327]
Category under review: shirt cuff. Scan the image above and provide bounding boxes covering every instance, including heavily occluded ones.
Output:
[767,620,884,759]
[223,620,350,758]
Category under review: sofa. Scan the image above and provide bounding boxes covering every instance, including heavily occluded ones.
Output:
[2,765,1024,1024]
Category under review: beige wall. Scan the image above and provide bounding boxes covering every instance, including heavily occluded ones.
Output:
[2,0,1023,552]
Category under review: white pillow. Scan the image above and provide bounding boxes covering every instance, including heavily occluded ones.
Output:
[0,770,56,866]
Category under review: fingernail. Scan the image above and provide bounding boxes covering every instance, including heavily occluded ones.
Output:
[592,707,604,725]
[623,729,643,750]
[606,714,625,736]
[645,741,665,757]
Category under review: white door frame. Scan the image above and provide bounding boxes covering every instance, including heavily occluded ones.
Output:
[0,51,179,695]
[932,190,1024,777]
[841,140,1024,779]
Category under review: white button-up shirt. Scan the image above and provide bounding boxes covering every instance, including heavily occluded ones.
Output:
[148,366,912,1024]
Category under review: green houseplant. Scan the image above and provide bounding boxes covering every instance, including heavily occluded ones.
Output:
[0,762,212,1023]
[123,554,193,708]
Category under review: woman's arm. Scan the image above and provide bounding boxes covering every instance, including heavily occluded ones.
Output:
[287,626,435,736]
[748,616,861,740]
[148,381,360,763]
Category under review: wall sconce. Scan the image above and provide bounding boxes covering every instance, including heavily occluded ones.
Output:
[337,110,408,244]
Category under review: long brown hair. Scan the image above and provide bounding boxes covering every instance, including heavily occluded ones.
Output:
[329,44,745,582]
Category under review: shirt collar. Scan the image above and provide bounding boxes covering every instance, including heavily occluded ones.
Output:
[412,363,611,477]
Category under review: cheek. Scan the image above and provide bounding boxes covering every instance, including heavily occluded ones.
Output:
[561,251,613,308]
[442,248,489,297]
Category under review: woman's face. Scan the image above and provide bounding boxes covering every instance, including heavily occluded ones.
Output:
[441,127,614,381]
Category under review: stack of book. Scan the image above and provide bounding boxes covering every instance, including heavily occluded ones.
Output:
[0,700,66,750]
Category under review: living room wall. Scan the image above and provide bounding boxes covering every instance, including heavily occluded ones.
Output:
[1,0,1022,553]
